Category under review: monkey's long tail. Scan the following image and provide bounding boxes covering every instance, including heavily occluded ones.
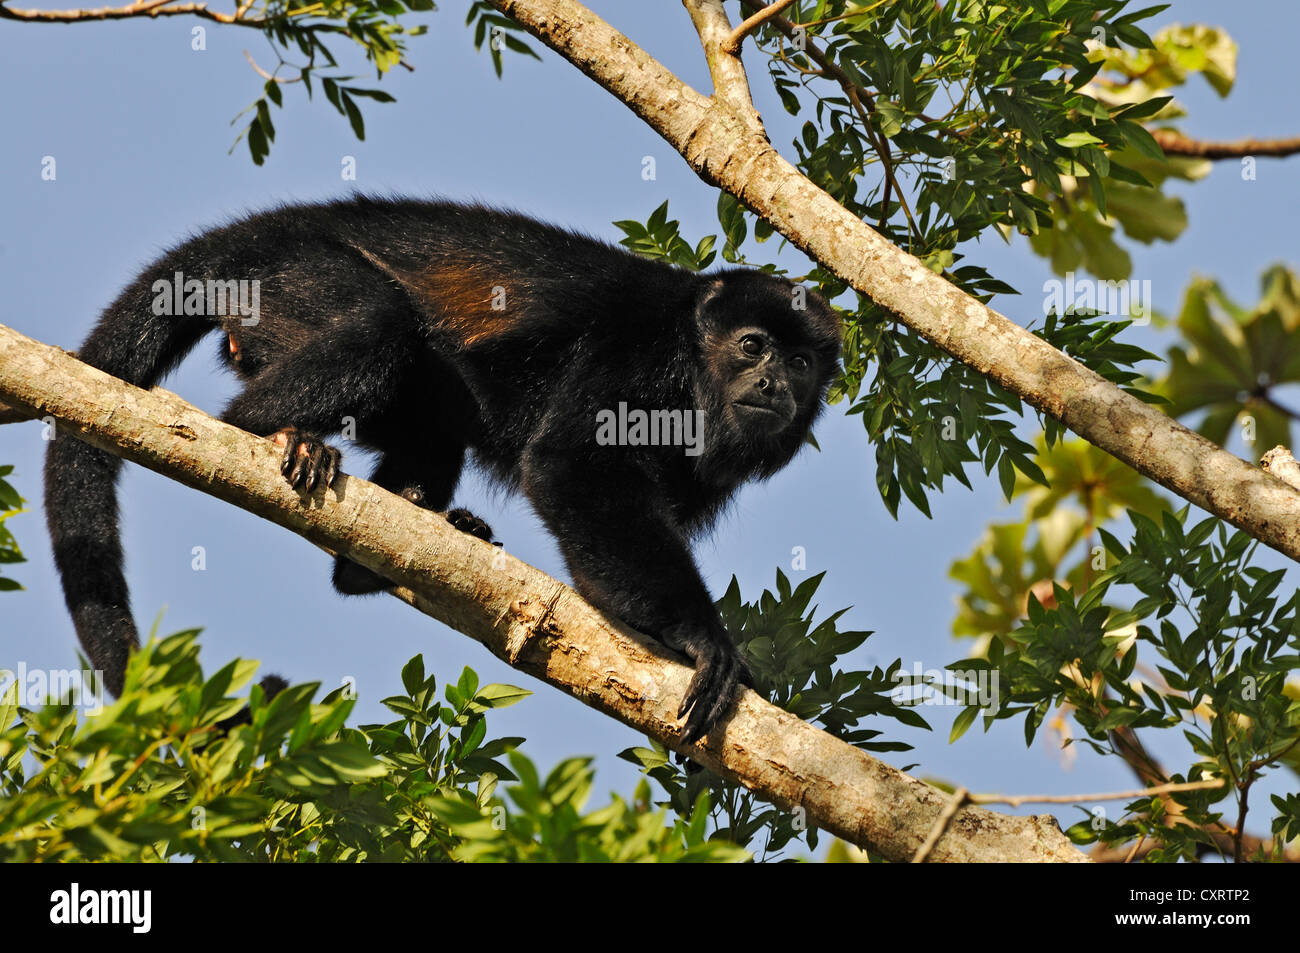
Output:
[44,286,211,697]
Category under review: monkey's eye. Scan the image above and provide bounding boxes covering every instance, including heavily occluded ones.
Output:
[789,354,810,372]
[740,335,764,356]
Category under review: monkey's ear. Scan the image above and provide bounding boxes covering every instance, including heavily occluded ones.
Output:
[693,277,728,327]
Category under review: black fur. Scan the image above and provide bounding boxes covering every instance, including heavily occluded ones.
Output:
[44,196,842,742]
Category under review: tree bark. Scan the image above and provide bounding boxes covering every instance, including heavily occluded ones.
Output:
[483,0,1300,565]
[0,322,1086,862]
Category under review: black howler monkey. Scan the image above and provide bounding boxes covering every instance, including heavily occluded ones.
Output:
[44,196,842,743]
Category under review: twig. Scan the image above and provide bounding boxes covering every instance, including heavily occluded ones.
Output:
[912,786,968,863]
[1151,130,1300,160]
[0,0,264,25]
[1123,833,1147,863]
[243,49,303,83]
[969,778,1224,809]
[723,0,797,53]
[1233,774,1254,863]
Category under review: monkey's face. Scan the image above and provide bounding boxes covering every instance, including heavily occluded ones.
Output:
[719,327,815,434]
[695,271,842,451]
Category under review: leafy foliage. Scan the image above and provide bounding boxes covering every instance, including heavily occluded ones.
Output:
[613,201,718,271]
[229,0,430,164]
[0,466,23,593]
[428,754,747,862]
[229,0,542,163]
[621,571,921,858]
[1158,266,1300,456]
[950,435,1170,646]
[465,1,543,78]
[1022,22,1235,277]
[0,634,728,862]
[956,506,1300,861]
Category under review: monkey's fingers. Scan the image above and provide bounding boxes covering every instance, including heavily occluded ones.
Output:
[273,428,342,492]
[695,655,744,739]
[303,442,342,493]
[286,443,314,490]
[677,638,713,717]
[678,640,746,744]
[446,508,496,543]
[303,442,328,492]
[275,429,299,478]
[322,446,341,489]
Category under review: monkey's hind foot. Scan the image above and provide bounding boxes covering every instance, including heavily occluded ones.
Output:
[332,556,391,595]
[209,674,289,739]
[272,427,341,493]
[445,507,498,545]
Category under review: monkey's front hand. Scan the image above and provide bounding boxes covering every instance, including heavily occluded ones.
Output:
[662,622,753,745]
[272,427,341,493]
[445,507,497,544]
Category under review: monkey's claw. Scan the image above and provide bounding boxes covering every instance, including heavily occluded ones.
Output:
[669,626,750,745]
[273,427,341,493]
[446,507,497,544]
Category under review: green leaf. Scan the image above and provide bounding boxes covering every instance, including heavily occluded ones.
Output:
[341,93,366,140]
[949,705,980,743]
[474,684,532,709]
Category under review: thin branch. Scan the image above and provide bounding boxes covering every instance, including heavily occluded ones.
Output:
[682,0,761,121]
[912,786,968,863]
[723,0,796,53]
[243,49,299,83]
[845,83,917,240]
[1233,773,1254,863]
[0,0,264,25]
[1254,390,1300,423]
[1151,130,1300,160]
[1122,833,1147,863]
[0,322,1088,863]
[969,778,1224,809]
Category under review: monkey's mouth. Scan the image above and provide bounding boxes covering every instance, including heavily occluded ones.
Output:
[733,401,794,426]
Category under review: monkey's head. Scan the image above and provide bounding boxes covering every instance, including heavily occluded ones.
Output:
[693,270,842,477]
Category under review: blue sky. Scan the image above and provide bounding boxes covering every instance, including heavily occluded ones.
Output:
[1,1,1297,829]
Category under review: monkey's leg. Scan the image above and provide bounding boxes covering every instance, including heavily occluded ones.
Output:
[522,452,749,744]
[330,448,493,595]
[219,314,421,491]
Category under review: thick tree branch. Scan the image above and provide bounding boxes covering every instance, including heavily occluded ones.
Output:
[0,322,1086,862]
[486,0,1300,565]
[1150,130,1300,159]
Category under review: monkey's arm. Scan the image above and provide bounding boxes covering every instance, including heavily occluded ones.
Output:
[521,449,749,743]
